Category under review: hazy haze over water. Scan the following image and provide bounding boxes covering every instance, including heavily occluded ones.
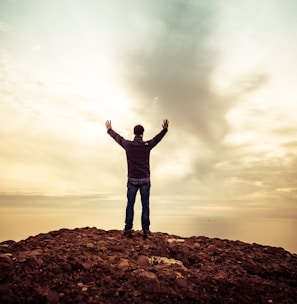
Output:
[0,194,296,254]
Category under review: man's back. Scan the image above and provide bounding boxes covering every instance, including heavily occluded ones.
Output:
[125,135,152,178]
[107,127,168,178]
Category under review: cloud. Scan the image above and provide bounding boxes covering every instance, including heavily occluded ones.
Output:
[110,1,283,201]
[0,50,124,193]
[203,142,297,203]
[233,73,269,94]
[0,0,296,205]
[0,19,10,33]
[120,1,233,147]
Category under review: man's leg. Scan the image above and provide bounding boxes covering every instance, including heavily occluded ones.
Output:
[140,181,151,232]
[125,181,138,231]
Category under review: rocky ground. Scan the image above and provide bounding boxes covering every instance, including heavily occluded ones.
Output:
[0,227,296,303]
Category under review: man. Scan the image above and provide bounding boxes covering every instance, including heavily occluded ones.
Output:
[105,119,169,238]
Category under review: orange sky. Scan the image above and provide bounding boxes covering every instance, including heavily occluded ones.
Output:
[0,0,296,251]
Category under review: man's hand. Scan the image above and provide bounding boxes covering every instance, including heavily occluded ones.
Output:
[162,119,169,129]
[105,120,112,130]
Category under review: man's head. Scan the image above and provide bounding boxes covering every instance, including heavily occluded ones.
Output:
[134,124,144,136]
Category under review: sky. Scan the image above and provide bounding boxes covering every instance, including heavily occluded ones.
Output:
[1,0,297,251]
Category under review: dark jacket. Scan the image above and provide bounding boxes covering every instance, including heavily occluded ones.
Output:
[107,128,168,178]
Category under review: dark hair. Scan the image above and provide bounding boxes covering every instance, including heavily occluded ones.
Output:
[134,124,144,135]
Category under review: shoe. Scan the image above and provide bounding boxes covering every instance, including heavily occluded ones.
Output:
[123,229,132,237]
[143,230,151,238]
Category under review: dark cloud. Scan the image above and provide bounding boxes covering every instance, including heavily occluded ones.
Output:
[121,0,230,146]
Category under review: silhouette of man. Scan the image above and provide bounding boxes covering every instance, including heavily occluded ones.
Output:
[105,119,169,237]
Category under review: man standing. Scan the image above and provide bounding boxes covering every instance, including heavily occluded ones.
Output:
[105,119,169,238]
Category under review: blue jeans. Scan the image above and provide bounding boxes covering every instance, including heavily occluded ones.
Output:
[125,177,151,230]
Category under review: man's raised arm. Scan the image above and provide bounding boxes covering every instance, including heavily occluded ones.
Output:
[105,120,127,149]
[148,119,169,149]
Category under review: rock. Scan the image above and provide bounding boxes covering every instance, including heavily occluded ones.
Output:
[45,290,59,304]
[118,258,130,270]
[175,277,188,289]
[149,256,186,269]
[0,254,12,267]
[0,254,13,283]
[0,227,296,304]
[137,255,150,266]
[137,271,160,293]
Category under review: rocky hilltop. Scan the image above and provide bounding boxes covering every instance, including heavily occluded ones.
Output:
[0,227,296,303]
